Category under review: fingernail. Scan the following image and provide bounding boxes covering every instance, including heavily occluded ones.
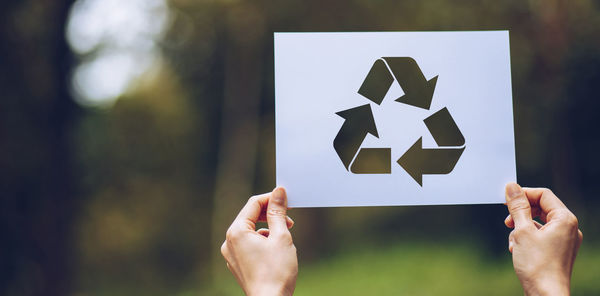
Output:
[506,183,522,199]
[272,187,285,205]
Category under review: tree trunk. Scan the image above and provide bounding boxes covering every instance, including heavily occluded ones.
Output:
[209,3,267,283]
[0,0,79,295]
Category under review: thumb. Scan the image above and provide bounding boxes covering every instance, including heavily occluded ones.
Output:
[267,187,289,237]
[505,182,533,229]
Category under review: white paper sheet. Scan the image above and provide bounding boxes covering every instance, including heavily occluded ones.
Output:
[274,31,516,207]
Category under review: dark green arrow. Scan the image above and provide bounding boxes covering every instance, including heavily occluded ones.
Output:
[357,59,394,105]
[424,107,465,146]
[383,57,438,110]
[397,137,465,186]
[350,148,391,174]
[333,104,379,170]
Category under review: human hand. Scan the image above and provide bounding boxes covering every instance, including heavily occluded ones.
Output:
[221,187,297,296]
[504,183,583,296]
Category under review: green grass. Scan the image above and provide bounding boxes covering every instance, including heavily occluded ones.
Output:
[208,241,600,296]
[294,241,520,296]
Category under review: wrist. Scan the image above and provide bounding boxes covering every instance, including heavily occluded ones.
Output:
[524,276,570,296]
[247,283,291,296]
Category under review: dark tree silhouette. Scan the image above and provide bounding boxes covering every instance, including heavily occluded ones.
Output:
[0,0,79,295]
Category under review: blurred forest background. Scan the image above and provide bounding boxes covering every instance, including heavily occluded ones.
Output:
[1,0,600,295]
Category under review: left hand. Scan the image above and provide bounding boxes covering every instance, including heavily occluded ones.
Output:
[220,187,297,296]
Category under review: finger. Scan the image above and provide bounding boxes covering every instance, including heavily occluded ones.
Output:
[286,216,294,229]
[508,230,515,253]
[233,193,270,231]
[522,188,568,219]
[267,187,290,237]
[505,183,533,228]
[257,213,295,229]
[504,214,546,229]
[257,228,270,237]
[504,214,514,228]
[533,220,543,229]
[506,206,545,227]
[220,240,229,257]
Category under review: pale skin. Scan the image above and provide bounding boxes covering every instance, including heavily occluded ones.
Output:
[220,188,297,296]
[504,183,583,296]
[222,183,582,296]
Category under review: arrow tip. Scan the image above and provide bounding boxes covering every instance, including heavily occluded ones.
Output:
[335,104,379,138]
[395,75,438,110]
[428,75,438,90]
[397,137,424,186]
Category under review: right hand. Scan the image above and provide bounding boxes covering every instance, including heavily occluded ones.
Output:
[504,183,583,296]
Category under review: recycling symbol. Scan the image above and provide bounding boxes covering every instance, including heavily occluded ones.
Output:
[333,57,466,186]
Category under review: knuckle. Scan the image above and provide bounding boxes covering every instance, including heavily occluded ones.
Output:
[555,209,578,228]
[267,208,286,217]
[511,228,522,237]
[225,227,238,242]
[512,227,530,237]
[542,188,554,196]
[220,241,228,257]
[248,195,259,203]
[565,213,579,228]
[278,231,293,244]
[508,200,529,212]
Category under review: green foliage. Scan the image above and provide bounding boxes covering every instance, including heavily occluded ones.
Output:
[210,241,600,296]
[3,0,600,294]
